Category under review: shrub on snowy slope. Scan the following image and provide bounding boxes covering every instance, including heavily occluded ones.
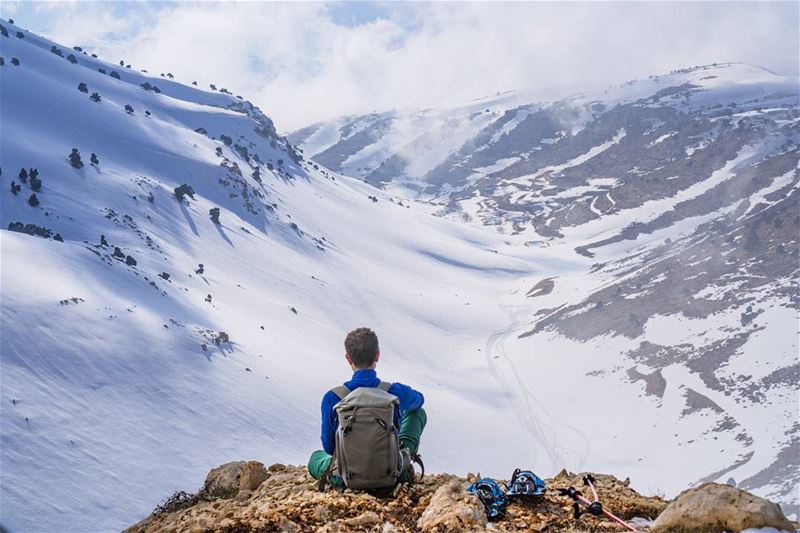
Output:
[29,173,42,192]
[173,184,196,203]
[68,148,83,168]
[209,207,221,225]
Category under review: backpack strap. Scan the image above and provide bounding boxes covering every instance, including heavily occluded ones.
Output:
[319,385,351,491]
[377,381,391,392]
[331,385,351,400]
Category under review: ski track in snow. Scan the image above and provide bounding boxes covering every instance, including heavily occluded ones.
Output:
[484,303,591,473]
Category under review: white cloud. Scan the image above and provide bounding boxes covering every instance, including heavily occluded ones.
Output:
[8,1,799,132]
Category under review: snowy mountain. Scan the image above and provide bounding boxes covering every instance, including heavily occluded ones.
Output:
[1,18,797,533]
[288,89,538,193]
[290,63,797,198]
[294,63,800,516]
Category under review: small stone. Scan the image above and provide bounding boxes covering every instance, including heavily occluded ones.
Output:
[278,516,298,533]
[345,511,380,527]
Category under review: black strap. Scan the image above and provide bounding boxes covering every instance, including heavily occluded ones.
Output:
[558,487,582,500]
[413,454,425,479]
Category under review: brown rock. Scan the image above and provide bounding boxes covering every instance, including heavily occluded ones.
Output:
[652,482,795,532]
[417,480,487,532]
[200,460,268,499]
[278,515,299,532]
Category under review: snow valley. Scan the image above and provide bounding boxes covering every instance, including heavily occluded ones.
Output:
[1,18,798,532]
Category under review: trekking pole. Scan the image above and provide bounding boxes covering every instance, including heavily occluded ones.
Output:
[557,476,639,532]
[584,475,599,502]
[583,475,637,531]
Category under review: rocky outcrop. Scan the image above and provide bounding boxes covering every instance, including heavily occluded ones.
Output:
[126,462,670,532]
[652,482,795,532]
[416,480,486,531]
[199,461,268,500]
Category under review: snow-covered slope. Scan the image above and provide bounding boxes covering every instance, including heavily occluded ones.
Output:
[1,19,797,532]
[0,20,549,531]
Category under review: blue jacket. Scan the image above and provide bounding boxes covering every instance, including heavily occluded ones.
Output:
[320,368,424,455]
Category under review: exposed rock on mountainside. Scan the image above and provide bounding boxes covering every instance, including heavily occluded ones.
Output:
[652,482,795,532]
[416,480,487,531]
[201,461,269,500]
[126,462,669,532]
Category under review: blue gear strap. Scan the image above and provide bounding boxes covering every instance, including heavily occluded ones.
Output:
[467,478,508,520]
[508,469,547,496]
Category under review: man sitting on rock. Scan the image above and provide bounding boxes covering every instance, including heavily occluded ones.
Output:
[308,327,427,490]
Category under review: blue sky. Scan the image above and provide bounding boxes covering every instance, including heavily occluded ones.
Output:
[2,1,797,131]
[326,1,392,27]
[1,1,408,32]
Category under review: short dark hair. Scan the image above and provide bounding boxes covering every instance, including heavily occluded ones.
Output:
[344,327,379,368]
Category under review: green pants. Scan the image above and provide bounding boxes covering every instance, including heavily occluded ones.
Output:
[308,408,427,483]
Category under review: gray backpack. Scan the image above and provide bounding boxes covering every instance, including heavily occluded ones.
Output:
[320,381,405,491]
